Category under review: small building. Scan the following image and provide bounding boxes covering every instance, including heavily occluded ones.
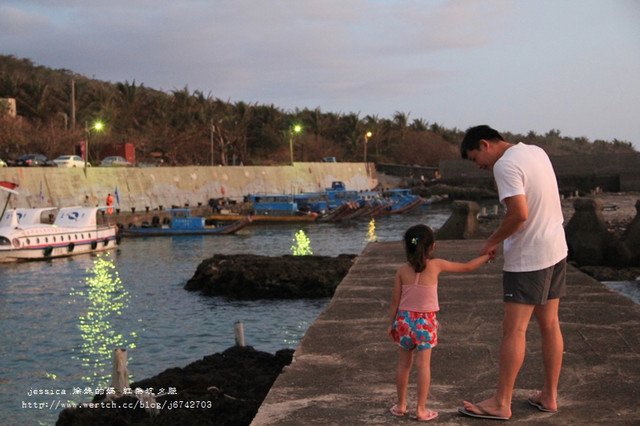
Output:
[0,98,17,118]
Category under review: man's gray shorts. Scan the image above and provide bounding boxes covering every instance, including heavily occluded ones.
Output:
[502,258,567,304]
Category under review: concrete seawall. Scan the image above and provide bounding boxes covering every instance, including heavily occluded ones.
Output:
[0,162,377,211]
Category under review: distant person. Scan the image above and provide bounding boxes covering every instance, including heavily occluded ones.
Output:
[388,224,492,422]
[458,125,567,420]
[106,193,114,214]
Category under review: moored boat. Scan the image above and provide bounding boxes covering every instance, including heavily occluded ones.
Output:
[0,206,119,262]
[0,182,119,262]
[207,213,318,223]
[207,194,318,223]
[122,208,252,237]
[378,188,425,215]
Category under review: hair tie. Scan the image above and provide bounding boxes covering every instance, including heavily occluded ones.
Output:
[411,237,419,246]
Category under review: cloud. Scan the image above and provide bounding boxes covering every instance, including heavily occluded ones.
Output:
[1,0,638,146]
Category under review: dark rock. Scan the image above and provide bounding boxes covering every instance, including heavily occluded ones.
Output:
[565,197,640,267]
[184,254,356,299]
[622,200,640,264]
[56,346,294,425]
[436,200,480,240]
[564,197,618,266]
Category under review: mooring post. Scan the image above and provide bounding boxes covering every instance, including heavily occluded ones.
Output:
[234,321,245,347]
[111,348,129,394]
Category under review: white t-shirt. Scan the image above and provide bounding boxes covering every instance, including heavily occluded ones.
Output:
[493,143,567,272]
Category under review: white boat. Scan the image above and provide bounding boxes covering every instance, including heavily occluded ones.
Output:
[0,183,119,262]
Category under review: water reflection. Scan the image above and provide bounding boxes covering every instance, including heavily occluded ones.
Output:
[291,229,313,255]
[70,254,137,386]
[366,218,377,242]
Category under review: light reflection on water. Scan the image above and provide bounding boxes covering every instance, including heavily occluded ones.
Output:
[0,205,450,424]
[70,255,136,386]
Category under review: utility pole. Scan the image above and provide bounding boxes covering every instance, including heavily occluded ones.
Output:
[210,119,214,166]
[70,78,76,130]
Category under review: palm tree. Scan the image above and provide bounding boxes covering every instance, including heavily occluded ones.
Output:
[410,118,428,131]
[392,111,410,145]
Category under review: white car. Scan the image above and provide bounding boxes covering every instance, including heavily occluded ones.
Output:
[53,155,88,168]
[100,156,132,167]
[0,158,7,167]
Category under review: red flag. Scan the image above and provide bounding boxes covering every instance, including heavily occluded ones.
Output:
[0,181,19,194]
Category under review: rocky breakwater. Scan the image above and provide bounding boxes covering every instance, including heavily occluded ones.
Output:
[57,346,293,425]
[565,196,640,281]
[184,254,357,299]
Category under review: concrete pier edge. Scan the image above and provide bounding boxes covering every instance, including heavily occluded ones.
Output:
[251,240,640,425]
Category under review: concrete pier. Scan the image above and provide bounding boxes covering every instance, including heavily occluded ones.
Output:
[252,240,640,425]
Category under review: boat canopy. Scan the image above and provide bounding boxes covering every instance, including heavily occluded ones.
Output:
[16,208,57,226]
[54,207,99,228]
[0,209,19,228]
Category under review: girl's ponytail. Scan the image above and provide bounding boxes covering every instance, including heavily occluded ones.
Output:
[403,224,435,272]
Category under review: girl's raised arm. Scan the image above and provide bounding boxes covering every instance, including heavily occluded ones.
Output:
[431,254,492,274]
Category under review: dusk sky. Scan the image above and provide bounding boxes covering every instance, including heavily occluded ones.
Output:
[2,0,639,149]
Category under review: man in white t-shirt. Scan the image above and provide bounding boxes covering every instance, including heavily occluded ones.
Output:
[457,125,567,421]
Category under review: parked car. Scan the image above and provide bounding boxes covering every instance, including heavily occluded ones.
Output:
[0,158,7,167]
[53,155,88,168]
[15,154,50,167]
[100,156,132,167]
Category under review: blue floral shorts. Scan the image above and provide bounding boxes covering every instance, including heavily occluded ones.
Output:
[390,310,438,351]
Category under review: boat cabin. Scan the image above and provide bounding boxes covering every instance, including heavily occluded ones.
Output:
[247,194,300,216]
[167,208,206,229]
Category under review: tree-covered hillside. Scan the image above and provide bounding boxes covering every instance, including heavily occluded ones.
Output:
[0,55,635,166]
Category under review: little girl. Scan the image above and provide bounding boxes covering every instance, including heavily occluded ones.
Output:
[388,224,492,422]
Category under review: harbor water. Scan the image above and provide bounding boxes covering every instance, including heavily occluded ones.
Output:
[0,205,450,425]
[2,203,638,425]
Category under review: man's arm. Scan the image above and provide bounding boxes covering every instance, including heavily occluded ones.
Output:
[480,194,528,256]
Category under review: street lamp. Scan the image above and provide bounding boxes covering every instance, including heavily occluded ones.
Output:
[84,119,104,170]
[364,131,373,164]
[289,124,303,165]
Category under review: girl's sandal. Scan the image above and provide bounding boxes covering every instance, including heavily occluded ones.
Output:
[390,404,407,417]
[416,409,438,422]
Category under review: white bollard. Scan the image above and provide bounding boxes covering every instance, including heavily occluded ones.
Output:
[234,321,245,347]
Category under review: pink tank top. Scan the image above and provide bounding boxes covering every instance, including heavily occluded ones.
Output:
[398,272,439,313]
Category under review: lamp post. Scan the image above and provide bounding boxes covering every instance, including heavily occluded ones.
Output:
[363,131,373,164]
[289,124,303,165]
[84,119,104,171]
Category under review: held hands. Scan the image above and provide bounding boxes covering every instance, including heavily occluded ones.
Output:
[480,243,497,263]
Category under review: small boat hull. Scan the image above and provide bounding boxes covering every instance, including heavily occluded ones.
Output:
[0,233,118,263]
[207,213,317,223]
[122,214,251,237]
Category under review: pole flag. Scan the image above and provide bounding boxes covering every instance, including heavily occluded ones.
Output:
[0,181,19,194]
[114,186,120,206]
[39,180,45,202]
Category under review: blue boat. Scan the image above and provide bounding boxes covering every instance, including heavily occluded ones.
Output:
[122,209,251,237]
[379,188,424,214]
[293,193,329,215]
[247,194,299,215]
